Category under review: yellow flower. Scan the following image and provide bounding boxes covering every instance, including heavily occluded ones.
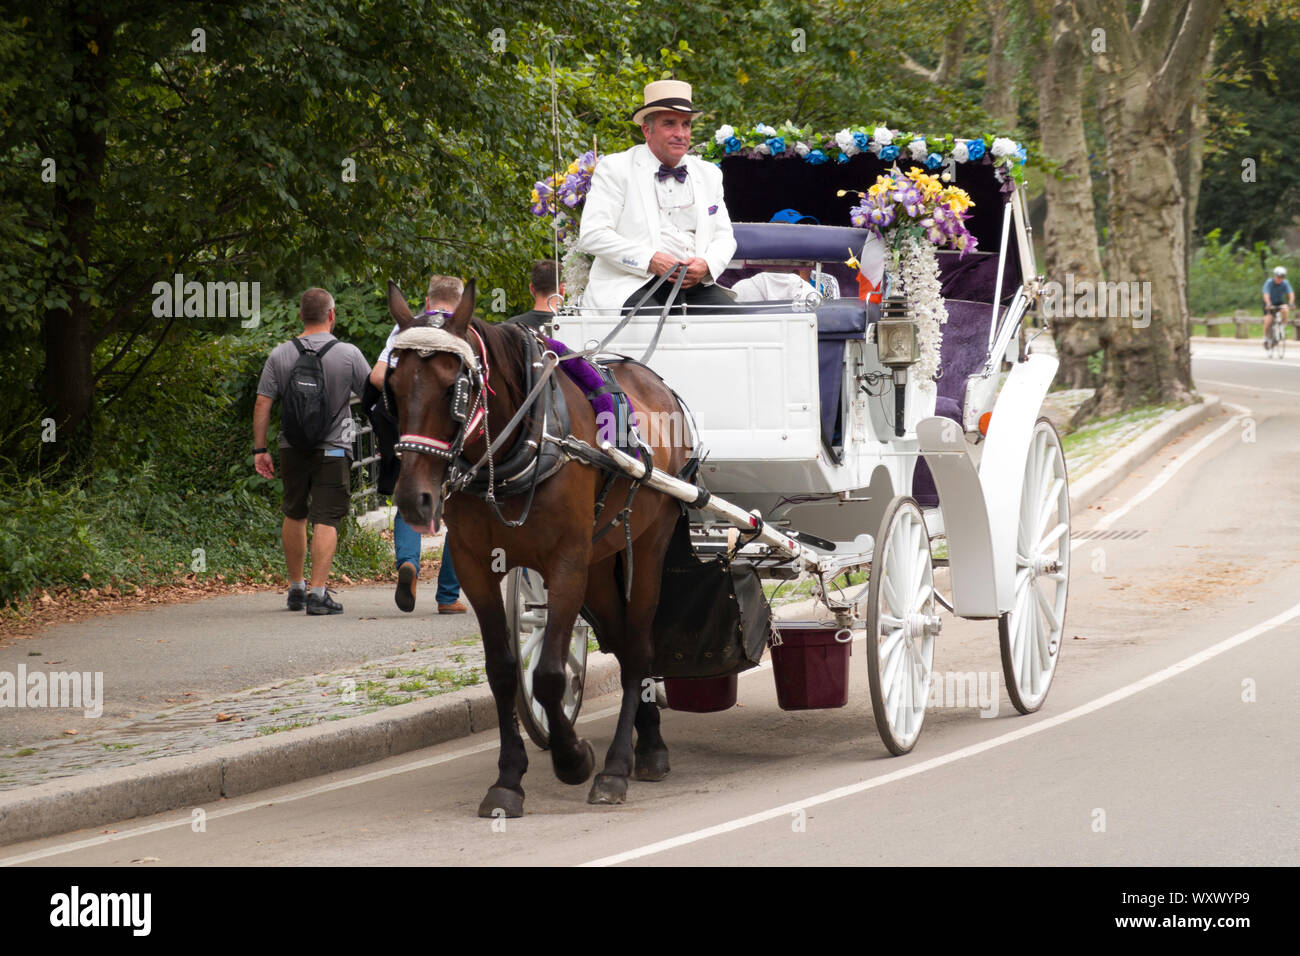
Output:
[905,167,943,201]
[867,174,895,201]
[939,186,974,212]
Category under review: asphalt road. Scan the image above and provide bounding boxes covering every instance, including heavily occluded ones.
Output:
[4,341,1297,866]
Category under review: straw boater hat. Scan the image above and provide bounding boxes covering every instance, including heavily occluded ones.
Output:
[632,79,703,126]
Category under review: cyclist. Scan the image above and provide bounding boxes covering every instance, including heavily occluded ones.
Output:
[1262,266,1295,349]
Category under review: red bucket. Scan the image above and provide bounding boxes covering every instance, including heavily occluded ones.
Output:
[770,623,853,710]
[663,674,738,712]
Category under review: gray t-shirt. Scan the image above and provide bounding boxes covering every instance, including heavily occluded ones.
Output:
[257,332,370,450]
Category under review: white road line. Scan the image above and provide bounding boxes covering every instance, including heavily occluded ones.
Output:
[1068,400,1249,550]
[1196,378,1300,398]
[580,599,1300,867]
[1192,353,1300,369]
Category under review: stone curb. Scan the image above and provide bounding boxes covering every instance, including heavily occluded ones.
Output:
[1067,395,1221,514]
[0,399,1221,848]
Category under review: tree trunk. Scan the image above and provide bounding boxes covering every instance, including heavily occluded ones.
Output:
[43,5,111,471]
[1175,36,1215,280]
[1036,0,1103,389]
[1072,0,1223,421]
[983,0,1021,129]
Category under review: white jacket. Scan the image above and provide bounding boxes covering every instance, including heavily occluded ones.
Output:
[577,144,737,313]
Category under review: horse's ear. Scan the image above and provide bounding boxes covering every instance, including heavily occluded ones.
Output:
[444,279,475,337]
[388,280,415,330]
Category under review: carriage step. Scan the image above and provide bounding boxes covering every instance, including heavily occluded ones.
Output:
[786,530,837,552]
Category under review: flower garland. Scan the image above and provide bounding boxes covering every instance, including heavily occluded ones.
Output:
[701,121,1028,187]
[896,234,947,390]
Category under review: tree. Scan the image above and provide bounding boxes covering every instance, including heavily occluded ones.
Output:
[1033,0,1104,388]
[1072,0,1225,418]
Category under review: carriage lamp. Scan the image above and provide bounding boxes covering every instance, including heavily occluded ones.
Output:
[877,295,919,437]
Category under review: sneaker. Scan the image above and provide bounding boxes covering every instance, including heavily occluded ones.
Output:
[306,589,343,615]
[438,601,468,615]
[395,562,418,613]
[287,587,306,612]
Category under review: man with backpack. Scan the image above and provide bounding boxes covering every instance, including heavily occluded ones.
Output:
[253,287,371,615]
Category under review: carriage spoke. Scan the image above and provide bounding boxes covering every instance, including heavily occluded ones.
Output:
[1038,520,1068,553]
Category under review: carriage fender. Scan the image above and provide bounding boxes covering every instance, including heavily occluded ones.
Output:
[977,353,1060,612]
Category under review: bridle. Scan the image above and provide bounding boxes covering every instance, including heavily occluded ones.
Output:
[388,324,493,466]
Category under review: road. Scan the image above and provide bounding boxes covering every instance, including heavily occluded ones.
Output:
[4,341,1298,866]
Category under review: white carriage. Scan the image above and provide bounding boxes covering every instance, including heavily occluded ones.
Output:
[509,136,1068,756]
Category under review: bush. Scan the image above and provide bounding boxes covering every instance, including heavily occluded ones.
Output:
[1188,229,1298,318]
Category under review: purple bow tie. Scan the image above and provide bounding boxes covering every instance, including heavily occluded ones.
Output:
[656,163,688,183]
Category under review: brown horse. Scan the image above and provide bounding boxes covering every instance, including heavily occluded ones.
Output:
[385,279,691,816]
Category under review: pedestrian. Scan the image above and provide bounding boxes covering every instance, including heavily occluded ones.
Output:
[506,259,565,334]
[254,287,371,615]
[367,274,468,614]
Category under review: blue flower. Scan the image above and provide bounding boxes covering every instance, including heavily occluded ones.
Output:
[1014,145,1027,165]
[966,138,986,161]
[925,152,943,170]
[723,136,742,154]
[766,136,786,155]
[835,152,849,164]
[805,149,829,165]
[879,144,900,162]
[852,130,870,151]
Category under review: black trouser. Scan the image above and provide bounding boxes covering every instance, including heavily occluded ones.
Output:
[622,277,735,314]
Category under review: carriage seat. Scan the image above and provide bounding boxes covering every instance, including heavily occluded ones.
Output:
[731,221,876,262]
[815,298,879,451]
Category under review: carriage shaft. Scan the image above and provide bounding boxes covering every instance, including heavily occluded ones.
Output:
[597,442,826,571]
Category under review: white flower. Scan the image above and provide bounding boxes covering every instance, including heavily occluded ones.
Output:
[872,126,894,146]
[991,137,1018,159]
[755,123,777,137]
[714,124,734,145]
[794,141,810,157]
[952,141,970,163]
[835,129,859,155]
[908,138,928,161]
[896,235,947,392]
[754,142,771,156]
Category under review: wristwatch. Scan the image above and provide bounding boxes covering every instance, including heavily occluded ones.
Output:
[253,447,268,454]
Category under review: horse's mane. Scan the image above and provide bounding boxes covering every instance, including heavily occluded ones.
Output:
[471,316,535,409]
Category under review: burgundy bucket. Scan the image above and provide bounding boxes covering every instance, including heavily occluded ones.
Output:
[663,673,738,712]
[770,623,853,710]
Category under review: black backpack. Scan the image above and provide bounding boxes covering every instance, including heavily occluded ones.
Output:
[281,337,341,450]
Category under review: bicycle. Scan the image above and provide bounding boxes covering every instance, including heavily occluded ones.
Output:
[1264,304,1289,359]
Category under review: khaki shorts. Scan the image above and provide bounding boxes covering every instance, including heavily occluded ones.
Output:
[280,447,351,527]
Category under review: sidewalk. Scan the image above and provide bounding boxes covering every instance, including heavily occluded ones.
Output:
[0,390,1223,845]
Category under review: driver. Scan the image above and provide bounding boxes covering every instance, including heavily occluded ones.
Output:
[1262,266,1294,347]
[578,79,736,314]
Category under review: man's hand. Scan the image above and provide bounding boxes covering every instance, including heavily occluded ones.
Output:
[649,251,682,278]
[681,257,711,288]
[254,452,275,479]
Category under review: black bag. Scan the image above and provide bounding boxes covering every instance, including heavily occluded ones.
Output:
[651,511,773,679]
[362,380,401,496]
[281,338,339,450]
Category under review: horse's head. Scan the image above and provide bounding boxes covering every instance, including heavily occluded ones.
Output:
[386,278,480,533]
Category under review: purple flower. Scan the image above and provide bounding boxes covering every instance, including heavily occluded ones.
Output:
[866,200,895,231]
[892,182,924,217]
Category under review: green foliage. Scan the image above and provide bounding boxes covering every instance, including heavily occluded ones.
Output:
[1188,228,1297,317]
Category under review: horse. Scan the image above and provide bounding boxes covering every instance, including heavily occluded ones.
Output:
[383,278,692,816]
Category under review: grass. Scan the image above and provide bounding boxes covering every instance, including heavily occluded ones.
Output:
[257,721,316,736]
[1060,403,1180,480]
[449,635,481,647]
[7,748,37,758]
[100,742,134,751]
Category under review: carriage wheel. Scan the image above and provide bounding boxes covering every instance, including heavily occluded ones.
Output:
[865,495,939,756]
[507,567,590,750]
[999,417,1071,714]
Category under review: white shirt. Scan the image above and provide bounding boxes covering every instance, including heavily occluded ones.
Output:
[376,323,400,367]
[655,164,696,262]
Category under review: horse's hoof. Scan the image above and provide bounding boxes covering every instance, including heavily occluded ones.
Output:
[588,773,628,805]
[634,750,671,781]
[553,738,595,786]
[477,786,524,818]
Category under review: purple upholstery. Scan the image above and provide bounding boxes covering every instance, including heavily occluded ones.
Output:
[732,222,876,262]
[543,335,628,429]
[912,300,1000,506]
